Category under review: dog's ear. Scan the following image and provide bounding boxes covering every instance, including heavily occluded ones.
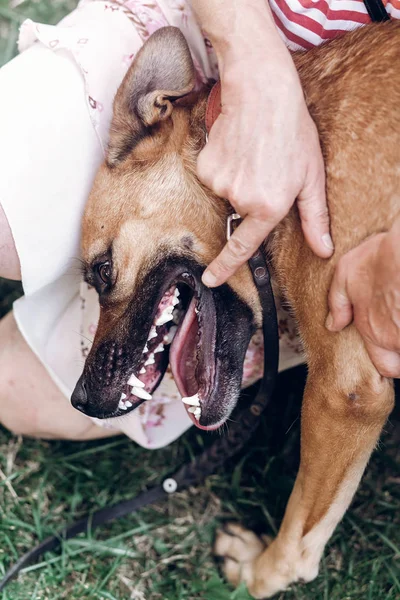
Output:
[108,26,195,166]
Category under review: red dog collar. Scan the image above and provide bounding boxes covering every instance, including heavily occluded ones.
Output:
[205,81,222,133]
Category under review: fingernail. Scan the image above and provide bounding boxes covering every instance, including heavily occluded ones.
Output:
[322,233,334,251]
[325,313,334,331]
[202,270,218,287]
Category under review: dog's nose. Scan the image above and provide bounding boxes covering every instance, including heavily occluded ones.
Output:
[71,375,88,413]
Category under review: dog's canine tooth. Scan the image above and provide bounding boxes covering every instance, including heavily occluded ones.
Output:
[127,373,145,388]
[148,326,157,341]
[140,367,146,374]
[144,353,155,366]
[143,343,149,353]
[182,393,200,407]
[154,343,164,354]
[120,392,127,400]
[118,399,128,410]
[131,387,152,400]
[174,288,180,298]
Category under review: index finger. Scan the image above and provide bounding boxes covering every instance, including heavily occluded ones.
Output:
[201,214,274,287]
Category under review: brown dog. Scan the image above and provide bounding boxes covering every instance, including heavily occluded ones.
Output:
[72,23,398,597]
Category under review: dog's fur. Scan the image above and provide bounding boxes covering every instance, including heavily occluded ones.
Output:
[77,23,398,597]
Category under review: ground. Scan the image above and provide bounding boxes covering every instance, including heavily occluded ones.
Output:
[0,3,399,599]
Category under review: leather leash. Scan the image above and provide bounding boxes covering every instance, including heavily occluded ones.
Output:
[0,85,279,592]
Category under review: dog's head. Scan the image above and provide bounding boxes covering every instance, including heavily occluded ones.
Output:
[71,27,262,430]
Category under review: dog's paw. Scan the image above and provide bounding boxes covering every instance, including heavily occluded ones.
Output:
[214,523,267,594]
[214,523,297,598]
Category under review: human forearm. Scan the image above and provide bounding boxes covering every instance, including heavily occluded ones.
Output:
[190,0,290,74]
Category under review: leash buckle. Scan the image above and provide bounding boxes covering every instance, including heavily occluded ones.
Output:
[226,213,241,241]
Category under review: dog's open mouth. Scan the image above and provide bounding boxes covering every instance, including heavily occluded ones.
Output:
[119,272,220,431]
[75,258,255,429]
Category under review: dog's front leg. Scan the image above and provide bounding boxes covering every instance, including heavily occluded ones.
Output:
[215,330,394,598]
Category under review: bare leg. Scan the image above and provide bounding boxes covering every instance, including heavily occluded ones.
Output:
[0,311,117,440]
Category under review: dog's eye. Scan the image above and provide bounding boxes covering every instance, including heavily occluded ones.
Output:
[97,261,111,285]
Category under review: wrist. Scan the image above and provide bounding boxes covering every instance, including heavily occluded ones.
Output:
[212,12,279,61]
[220,47,302,105]
[197,1,284,70]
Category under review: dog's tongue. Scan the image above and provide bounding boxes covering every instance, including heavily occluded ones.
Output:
[169,297,198,400]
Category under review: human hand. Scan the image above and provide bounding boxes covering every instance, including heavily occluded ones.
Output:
[198,43,333,288]
[327,222,400,378]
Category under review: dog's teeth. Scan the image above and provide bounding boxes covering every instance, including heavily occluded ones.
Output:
[182,393,200,407]
[148,326,157,341]
[188,406,201,420]
[125,400,133,408]
[143,343,149,353]
[140,367,146,374]
[156,313,174,327]
[144,353,155,366]
[172,296,180,306]
[194,306,199,315]
[120,392,127,401]
[163,325,177,345]
[127,373,145,388]
[154,343,164,354]
[131,386,152,400]
[174,288,180,298]
[118,399,128,410]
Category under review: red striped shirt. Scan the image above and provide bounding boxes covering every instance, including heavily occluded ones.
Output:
[270,0,398,50]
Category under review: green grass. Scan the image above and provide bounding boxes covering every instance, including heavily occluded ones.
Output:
[0,3,399,598]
